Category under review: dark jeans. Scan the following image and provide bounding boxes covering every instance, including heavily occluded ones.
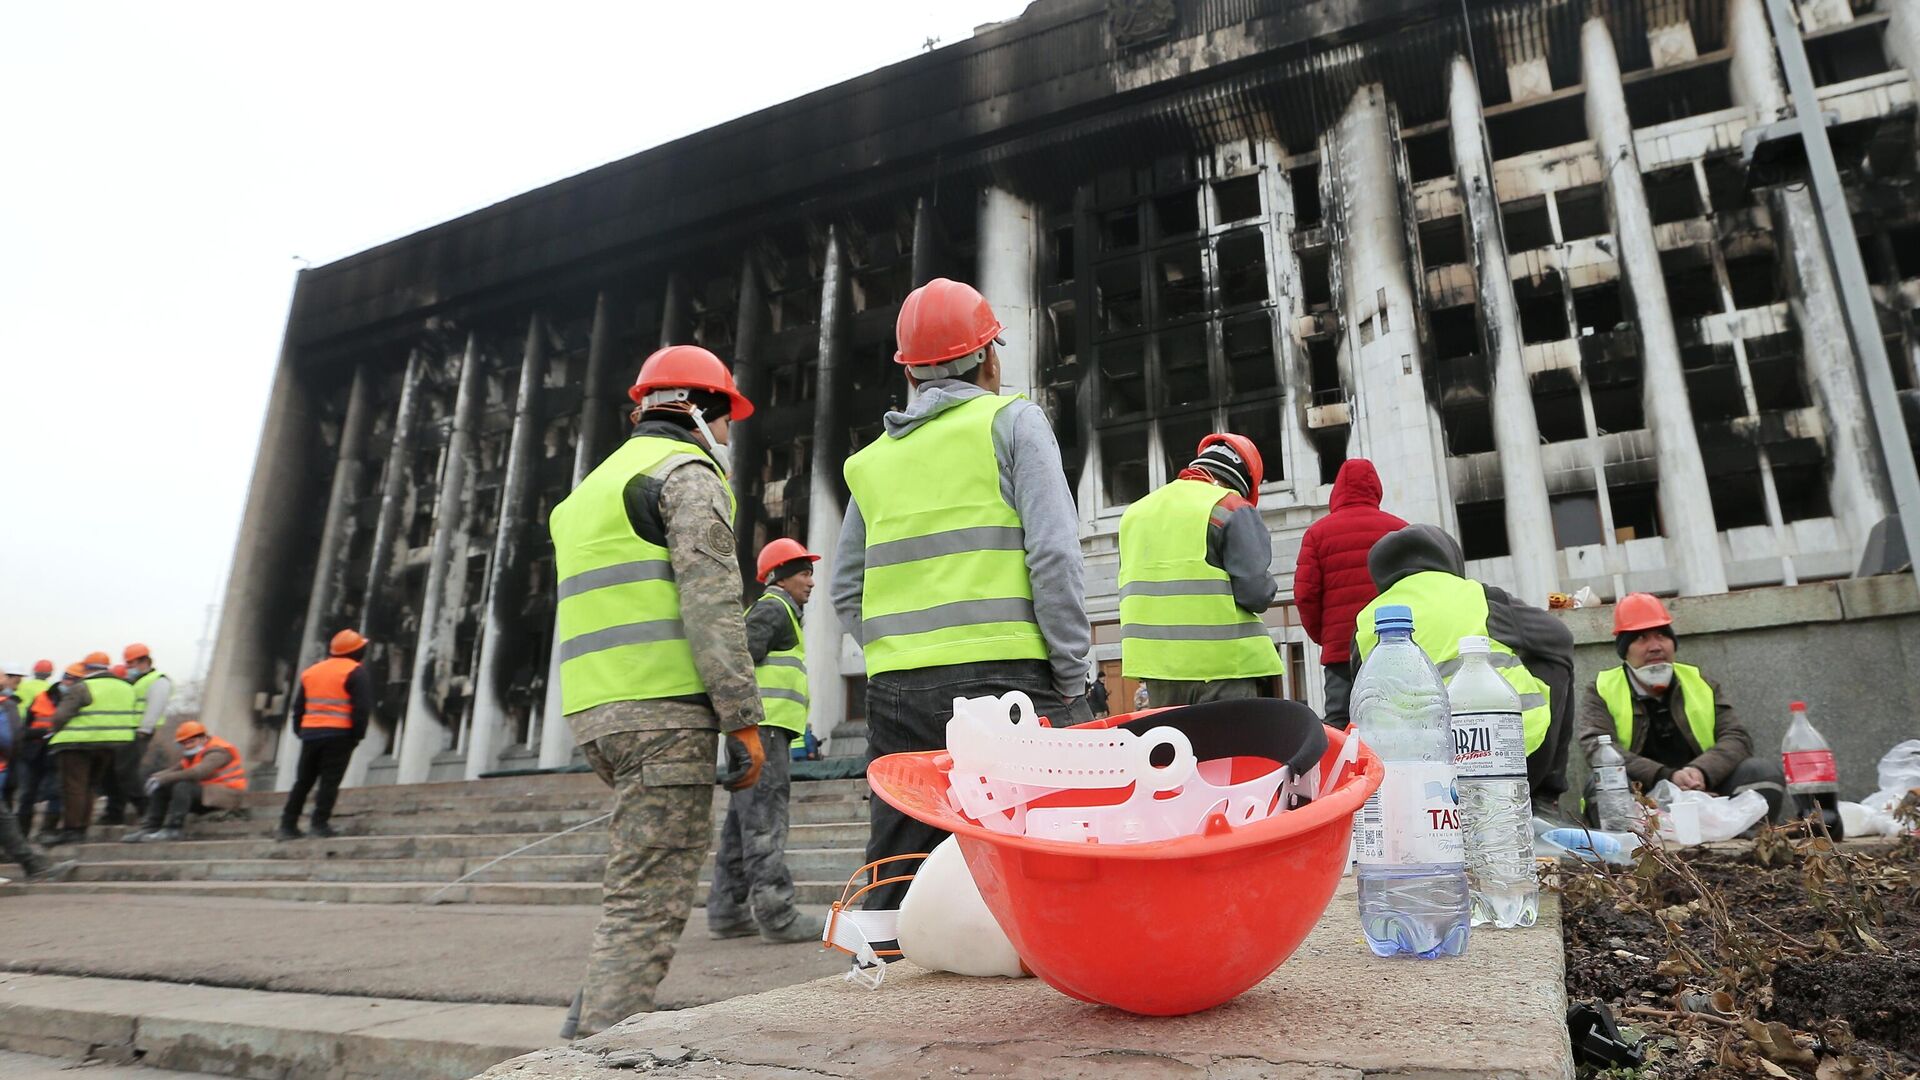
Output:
[1142,677,1263,709]
[56,745,119,831]
[281,739,357,828]
[708,728,798,931]
[142,779,210,831]
[1320,663,1354,730]
[12,739,63,830]
[863,660,1091,911]
[106,733,152,823]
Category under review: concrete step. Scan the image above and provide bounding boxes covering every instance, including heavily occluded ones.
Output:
[235,775,869,815]
[22,878,850,906]
[165,791,867,839]
[74,821,873,863]
[0,970,555,1080]
[67,846,868,885]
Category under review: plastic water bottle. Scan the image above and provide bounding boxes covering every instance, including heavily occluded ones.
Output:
[1350,605,1470,959]
[1589,736,1641,833]
[1782,701,1844,839]
[1448,636,1538,929]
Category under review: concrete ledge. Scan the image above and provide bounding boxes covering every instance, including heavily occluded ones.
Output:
[1557,575,1920,646]
[481,882,1574,1080]
[0,972,557,1080]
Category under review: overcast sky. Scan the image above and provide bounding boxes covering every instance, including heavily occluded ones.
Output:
[0,0,1026,679]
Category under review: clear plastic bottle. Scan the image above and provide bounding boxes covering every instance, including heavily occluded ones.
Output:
[1350,605,1470,959]
[1589,735,1641,833]
[1781,701,1844,839]
[1448,636,1538,929]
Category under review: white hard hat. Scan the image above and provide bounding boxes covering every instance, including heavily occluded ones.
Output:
[1,660,27,676]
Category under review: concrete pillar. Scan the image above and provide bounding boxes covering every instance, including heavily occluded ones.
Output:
[804,229,849,744]
[977,187,1039,397]
[728,250,768,575]
[396,334,484,784]
[1730,0,1789,121]
[1326,84,1454,529]
[910,196,938,287]
[203,278,314,752]
[1583,18,1728,595]
[538,295,616,769]
[343,348,424,787]
[467,317,545,779]
[659,273,688,346]
[1890,0,1920,82]
[1264,149,1322,492]
[1779,185,1894,554]
[274,364,374,790]
[1448,57,1559,604]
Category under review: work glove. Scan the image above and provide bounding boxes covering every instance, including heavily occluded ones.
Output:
[144,776,161,796]
[717,726,766,791]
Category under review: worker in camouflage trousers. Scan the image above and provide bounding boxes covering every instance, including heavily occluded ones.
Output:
[548,345,766,1037]
[707,538,827,945]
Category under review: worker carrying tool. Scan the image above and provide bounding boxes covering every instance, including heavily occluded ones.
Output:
[124,721,247,843]
[833,277,1092,912]
[707,537,828,945]
[278,628,374,841]
[549,344,767,1037]
[1119,431,1281,707]
[45,653,141,845]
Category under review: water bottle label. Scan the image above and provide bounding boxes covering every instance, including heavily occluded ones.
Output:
[1452,710,1527,780]
[1353,762,1465,866]
[1593,764,1629,792]
[1782,750,1837,785]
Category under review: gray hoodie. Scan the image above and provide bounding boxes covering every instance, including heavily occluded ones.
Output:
[832,380,1091,698]
[1360,524,1577,798]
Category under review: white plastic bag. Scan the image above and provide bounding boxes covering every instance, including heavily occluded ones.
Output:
[1847,787,1918,837]
[895,837,1028,978]
[1653,788,1767,845]
[1878,739,1920,793]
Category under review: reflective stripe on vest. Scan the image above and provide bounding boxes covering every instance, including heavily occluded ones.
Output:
[1118,478,1281,681]
[184,735,249,792]
[16,678,51,731]
[1596,664,1716,753]
[131,669,167,727]
[751,591,809,736]
[843,394,1046,676]
[1354,572,1553,755]
[550,435,737,715]
[48,674,141,746]
[299,657,360,731]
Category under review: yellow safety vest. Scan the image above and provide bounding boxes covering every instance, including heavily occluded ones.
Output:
[1118,478,1280,681]
[48,674,141,747]
[1595,663,1716,753]
[750,591,808,736]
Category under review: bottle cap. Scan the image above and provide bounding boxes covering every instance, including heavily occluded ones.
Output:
[1373,604,1413,634]
[1457,636,1490,655]
[1595,735,1612,745]
[1790,700,1806,711]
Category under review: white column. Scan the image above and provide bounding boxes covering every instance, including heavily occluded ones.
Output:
[397,334,484,784]
[1730,0,1789,120]
[1326,84,1453,529]
[467,316,545,779]
[1262,143,1322,493]
[977,187,1039,397]
[1583,18,1728,595]
[275,364,374,790]
[804,230,849,745]
[539,293,616,769]
[1891,0,1920,78]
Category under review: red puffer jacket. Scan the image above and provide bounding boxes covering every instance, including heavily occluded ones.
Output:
[1294,460,1407,665]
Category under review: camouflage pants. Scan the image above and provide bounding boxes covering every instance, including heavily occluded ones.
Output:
[706,727,797,932]
[578,727,717,1036]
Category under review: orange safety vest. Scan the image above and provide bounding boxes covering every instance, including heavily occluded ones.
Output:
[183,735,248,791]
[299,657,360,731]
[29,689,56,731]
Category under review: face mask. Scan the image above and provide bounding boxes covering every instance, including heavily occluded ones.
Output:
[689,406,730,476]
[1629,662,1674,694]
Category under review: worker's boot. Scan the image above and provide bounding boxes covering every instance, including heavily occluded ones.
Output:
[121,828,152,843]
[275,824,304,842]
[23,856,76,883]
[759,911,826,945]
[707,916,758,940]
[310,822,338,839]
[42,829,83,848]
[144,828,185,843]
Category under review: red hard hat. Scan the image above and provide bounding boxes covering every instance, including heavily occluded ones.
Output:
[124,643,151,662]
[1613,593,1674,635]
[628,345,754,421]
[894,278,1005,367]
[330,628,369,656]
[174,720,207,743]
[110,663,128,679]
[756,537,821,583]
[33,659,53,676]
[1197,432,1266,505]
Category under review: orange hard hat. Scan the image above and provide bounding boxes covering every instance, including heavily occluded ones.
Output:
[33,659,53,676]
[1613,593,1674,635]
[110,663,128,679]
[756,537,821,583]
[174,720,207,743]
[83,650,112,669]
[627,345,754,421]
[63,662,86,679]
[894,278,1005,367]
[124,643,151,662]
[330,628,369,656]
[1195,432,1266,505]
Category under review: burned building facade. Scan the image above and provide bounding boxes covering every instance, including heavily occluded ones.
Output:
[208,0,1920,786]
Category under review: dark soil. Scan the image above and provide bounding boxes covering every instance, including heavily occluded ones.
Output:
[1560,837,1920,1079]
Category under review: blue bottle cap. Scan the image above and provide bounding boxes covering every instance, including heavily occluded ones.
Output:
[1373,604,1414,634]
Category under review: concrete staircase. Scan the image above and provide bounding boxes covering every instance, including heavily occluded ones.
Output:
[25,772,872,907]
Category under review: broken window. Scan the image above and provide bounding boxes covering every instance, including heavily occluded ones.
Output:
[1298,246,1333,311]
[1644,166,1704,225]
[1706,454,1770,530]
[1518,291,1571,344]
[1686,363,1747,423]
[1155,190,1202,238]
[1443,397,1496,455]
[1100,339,1149,418]
[1155,244,1206,321]
[1725,251,1782,309]
[1745,333,1809,411]
[1550,492,1605,548]
[1050,225,1077,284]
[1662,249,1723,320]
[1216,231,1269,308]
[1532,382,1589,442]
[1483,95,1588,159]
[1457,500,1511,559]
[1289,164,1321,229]
[1573,284,1625,337]
[1555,185,1610,242]
[1101,206,1143,252]
[1805,22,1892,86]
[1226,401,1283,481]
[1158,324,1211,408]
[1430,305,1479,361]
[1097,261,1145,332]
[1502,201,1555,254]
[1607,480,1662,541]
[1312,429,1347,485]
[1307,336,1341,401]
[1160,410,1217,487]
[1223,313,1278,396]
[1771,460,1833,522]
[1419,216,1467,267]
[1213,175,1263,224]
[1589,384,1645,433]
[1623,61,1733,126]
[1404,129,1452,183]
[1702,155,1749,217]
[1100,425,1151,505]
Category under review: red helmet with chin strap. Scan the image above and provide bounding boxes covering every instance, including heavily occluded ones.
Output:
[629,345,755,420]
[756,537,821,583]
[895,279,1004,367]
[1195,432,1266,505]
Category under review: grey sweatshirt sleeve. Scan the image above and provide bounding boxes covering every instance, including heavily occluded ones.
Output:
[139,675,172,734]
[830,496,869,645]
[1207,505,1278,615]
[994,399,1091,697]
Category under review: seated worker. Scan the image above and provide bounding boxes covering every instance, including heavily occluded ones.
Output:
[1352,524,1577,802]
[123,721,248,842]
[1578,594,1788,823]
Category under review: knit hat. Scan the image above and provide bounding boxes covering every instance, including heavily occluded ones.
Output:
[1189,442,1254,498]
[1614,626,1676,659]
